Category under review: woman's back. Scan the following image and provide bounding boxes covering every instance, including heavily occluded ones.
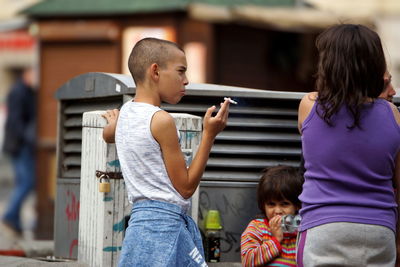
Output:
[299,98,400,232]
[296,23,400,267]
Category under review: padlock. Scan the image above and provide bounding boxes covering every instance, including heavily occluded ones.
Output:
[99,176,111,193]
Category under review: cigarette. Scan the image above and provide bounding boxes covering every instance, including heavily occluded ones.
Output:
[224,97,238,105]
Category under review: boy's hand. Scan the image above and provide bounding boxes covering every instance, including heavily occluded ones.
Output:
[102,109,119,124]
[269,215,283,243]
[203,99,230,139]
[102,109,119,143]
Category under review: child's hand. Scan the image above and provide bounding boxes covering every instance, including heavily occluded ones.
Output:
[102,109,119,124]
[202,99,230,139]
[102,109,119,143]
[269,215,283,243]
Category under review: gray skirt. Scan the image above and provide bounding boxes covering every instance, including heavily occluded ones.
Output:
[296,222,396,267]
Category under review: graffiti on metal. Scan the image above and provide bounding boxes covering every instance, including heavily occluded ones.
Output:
[65,190,80,233]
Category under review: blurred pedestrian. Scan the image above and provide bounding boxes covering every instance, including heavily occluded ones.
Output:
[1,67,37,238]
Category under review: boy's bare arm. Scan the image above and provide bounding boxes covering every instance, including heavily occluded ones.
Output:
[102,109,119,143]
[152,100,230,199]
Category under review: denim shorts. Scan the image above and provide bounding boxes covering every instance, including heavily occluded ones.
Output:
[118,200,207,267]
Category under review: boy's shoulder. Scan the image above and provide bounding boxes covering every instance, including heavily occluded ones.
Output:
[152,109,175,127]
[151,109,179,143]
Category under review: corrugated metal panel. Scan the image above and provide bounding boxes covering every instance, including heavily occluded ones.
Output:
[59,97,122,179]
[57,73,303,184]
[55,72,303,262]
[162,94,302,183]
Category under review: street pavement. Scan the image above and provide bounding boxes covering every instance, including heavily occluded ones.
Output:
[0,256,88,267]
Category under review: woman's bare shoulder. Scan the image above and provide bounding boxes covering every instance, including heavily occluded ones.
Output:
[303,91,318,102]
[387,101,400,125]
[298,92,318,133]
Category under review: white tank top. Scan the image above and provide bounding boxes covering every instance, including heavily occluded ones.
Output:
[115,101,190,211]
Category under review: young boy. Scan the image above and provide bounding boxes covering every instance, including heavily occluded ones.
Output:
[241,166,303,267]
[102,38,230,267]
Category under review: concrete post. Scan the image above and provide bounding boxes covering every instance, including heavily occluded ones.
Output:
[78,110,202,267]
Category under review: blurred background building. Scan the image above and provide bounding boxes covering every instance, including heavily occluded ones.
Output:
[0,0,38,149]
[0,0,398,243]
[0,0,39,243]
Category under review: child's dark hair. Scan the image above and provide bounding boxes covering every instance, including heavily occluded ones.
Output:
[315,24,386,129]
[257,166,303,216]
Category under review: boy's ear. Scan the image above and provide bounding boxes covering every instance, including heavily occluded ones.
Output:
[150,63,160,81]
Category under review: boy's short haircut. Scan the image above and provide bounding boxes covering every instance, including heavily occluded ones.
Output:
[257,166,304,215]
[128,38,184,85]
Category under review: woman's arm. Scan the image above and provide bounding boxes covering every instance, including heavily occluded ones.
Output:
[394,151,400,267]
[388,101,400,267]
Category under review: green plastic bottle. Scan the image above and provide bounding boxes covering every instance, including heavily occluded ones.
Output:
[205,210,222,262]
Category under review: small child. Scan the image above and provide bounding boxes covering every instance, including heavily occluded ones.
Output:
[241,166,303,267]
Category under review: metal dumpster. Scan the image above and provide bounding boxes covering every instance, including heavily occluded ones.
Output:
[54,72,304,261]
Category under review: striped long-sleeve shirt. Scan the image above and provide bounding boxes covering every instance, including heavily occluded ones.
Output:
[240,218,297,267]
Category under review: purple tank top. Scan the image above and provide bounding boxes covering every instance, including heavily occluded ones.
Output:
[300,98,400,232]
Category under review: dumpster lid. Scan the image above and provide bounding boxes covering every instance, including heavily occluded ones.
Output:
[55,72,135,100]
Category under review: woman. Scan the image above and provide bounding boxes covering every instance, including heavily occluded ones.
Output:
[297,24,400,266]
